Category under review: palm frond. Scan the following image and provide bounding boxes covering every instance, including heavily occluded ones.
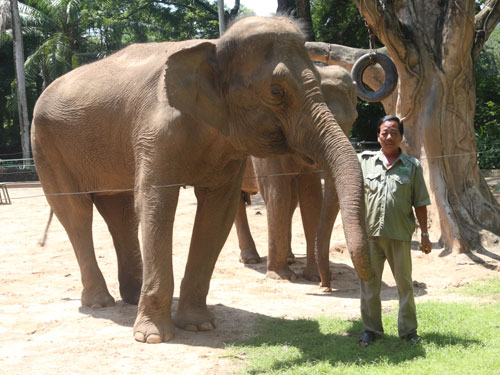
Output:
[0,0,11,32]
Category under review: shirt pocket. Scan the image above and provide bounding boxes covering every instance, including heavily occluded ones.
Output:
[364,172,381,194]
[390,174,411,197]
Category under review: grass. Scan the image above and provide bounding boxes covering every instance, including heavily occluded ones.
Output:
[226,277,500,375]
[456,276,500,297]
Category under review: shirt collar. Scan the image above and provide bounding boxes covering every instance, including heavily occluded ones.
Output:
[376,148,407,168]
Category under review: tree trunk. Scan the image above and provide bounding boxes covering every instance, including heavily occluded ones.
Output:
[351,0,500,253]
[296,0,314,41]
[10,0,31,164]
[307,1,500,254]
[277,0,295,14]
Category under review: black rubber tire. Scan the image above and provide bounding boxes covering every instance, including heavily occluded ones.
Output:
[351,52,398,102]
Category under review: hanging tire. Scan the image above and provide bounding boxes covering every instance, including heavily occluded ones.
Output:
[351,52,398,102]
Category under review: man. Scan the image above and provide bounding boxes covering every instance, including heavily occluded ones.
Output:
[358,115,431,346]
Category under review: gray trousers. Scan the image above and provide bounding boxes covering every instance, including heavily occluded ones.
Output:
[360,237,417,338]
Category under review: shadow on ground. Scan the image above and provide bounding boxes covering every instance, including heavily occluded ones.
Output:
[229,316,481,369]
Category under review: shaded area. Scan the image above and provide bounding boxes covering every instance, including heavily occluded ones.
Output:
[229,315,482,371]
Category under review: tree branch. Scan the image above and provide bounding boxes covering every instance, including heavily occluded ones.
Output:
[305,41,396,113]
[473,0,500,60]
[352,0,417,69]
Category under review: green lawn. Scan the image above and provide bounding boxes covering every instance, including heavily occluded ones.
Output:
[227,277,500,375]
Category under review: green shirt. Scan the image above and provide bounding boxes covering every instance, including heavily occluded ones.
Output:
[358,150,430,241]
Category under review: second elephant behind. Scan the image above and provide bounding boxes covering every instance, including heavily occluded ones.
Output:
[235,65,358,281]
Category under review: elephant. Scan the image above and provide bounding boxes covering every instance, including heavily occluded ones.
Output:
[234,65,359,281]
[31,16,371,344]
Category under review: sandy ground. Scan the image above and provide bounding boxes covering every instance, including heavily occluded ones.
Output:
[1,185,499,375]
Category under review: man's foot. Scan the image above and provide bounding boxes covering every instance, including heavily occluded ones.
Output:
[359,330,378,347]
[406,332,422,344]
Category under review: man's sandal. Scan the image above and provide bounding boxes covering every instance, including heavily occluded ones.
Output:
[359,330,377,347]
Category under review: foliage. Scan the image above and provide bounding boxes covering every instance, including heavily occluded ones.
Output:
[474,27,500,169]
[228,300,500,374]
[311,0,371,48]
[0,0,228,156]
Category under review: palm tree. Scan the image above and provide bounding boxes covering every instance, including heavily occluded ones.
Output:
[0,0,30,162]
[20,0,86,89]
[1,0,88,162]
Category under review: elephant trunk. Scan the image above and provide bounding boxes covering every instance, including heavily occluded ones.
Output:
[314,113,372,286]
[290,78,372,286]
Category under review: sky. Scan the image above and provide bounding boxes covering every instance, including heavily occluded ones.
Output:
[224,0,277,17]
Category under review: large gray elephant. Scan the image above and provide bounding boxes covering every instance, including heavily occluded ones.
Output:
[31,16,371,344]
[235,65,358,281]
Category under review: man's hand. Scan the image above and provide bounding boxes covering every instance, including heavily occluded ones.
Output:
[419,234,432,254]
[415,206,431,254]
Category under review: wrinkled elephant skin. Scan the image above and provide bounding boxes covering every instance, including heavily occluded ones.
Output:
[32,17,369,344]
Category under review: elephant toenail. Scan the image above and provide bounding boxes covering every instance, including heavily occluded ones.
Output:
[134,332,146,342]
[146,334,162,344]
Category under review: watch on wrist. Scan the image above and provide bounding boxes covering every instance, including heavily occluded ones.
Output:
[421,232,429,237]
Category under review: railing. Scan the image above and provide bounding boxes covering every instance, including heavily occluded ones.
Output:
[0,158,38,182]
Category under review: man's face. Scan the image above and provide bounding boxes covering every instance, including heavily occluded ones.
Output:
[378,120,402,154]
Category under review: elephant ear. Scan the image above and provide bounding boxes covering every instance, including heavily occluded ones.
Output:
[165,42,229,136]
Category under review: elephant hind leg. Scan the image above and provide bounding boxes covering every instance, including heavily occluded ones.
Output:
[93,193,142,305]
[297,173,323,282]
[256,171,297,280]
[234,192,261,264]
[46,192,115,308]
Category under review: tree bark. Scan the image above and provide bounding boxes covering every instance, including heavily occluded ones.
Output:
[10,0,31,164]
[349,0,500,253]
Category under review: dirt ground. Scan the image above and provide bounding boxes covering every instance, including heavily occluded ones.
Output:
[1,185,499,375]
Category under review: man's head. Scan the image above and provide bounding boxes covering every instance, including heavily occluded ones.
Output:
[377,115,403,155]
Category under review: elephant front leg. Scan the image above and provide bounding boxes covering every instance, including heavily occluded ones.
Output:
[174,180,243,331]
[133,187,180,344]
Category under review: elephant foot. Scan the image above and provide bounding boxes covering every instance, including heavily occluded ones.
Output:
[119,275,142,305]
[81,288,115,309]
[239,247,261,264]
[302,267,321,282]
[173,305,216,332]
[287,251,296,264]
[266,266,298,281]
[133,312,175,344]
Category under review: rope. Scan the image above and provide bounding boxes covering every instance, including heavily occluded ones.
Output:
[2,148,500,201]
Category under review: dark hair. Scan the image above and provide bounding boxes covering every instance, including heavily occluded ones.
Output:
[377,115,404,136]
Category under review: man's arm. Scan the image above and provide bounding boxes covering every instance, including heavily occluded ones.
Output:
[415,205,432,253]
